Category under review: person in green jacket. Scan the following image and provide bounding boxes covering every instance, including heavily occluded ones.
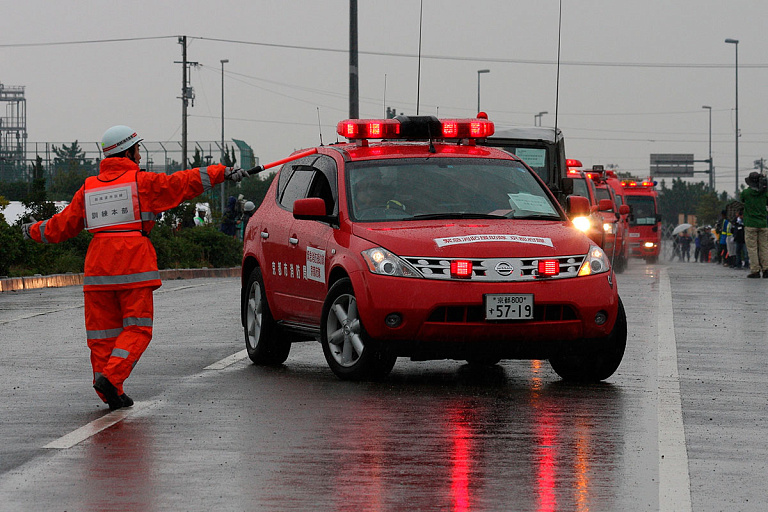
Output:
[740,171,768,278]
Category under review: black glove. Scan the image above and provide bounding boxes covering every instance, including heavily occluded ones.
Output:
[21,222,34,240]
[225,166,249,183]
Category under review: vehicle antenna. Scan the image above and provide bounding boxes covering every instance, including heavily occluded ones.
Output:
[383,73,387,117]
[317,107,324,146]
[554,0,562,136]
[416,0,423,115]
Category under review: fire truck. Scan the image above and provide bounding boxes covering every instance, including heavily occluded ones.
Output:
[621,179,662,263]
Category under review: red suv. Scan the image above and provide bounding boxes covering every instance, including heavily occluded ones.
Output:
[589,167,631,272]
[240,116,626,382]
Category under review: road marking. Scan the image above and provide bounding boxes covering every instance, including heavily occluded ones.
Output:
[657,268,692,512]
[43,400,161,449]
[204,349,248,370]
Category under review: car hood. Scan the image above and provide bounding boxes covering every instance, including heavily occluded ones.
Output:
[351,220,592,257]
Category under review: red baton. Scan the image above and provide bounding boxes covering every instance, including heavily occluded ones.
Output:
[247,148,319,175]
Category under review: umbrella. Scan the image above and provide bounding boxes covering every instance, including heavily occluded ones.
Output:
[672,223,692,235]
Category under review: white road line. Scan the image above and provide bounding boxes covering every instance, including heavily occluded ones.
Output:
[657,268,692,512]
[204,349,248,370]
[43,400,161,449]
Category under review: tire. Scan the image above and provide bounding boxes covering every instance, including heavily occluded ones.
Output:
[549,298,627,382]
[320,278,397,381]
[243,267,291,366]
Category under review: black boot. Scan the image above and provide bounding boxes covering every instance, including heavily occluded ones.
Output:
[120,393,134,407]
[94,375,123,411]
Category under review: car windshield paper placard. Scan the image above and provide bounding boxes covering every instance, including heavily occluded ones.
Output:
[507,192,557,215]
[305,247,326,283]
[514,148,546,168]
[434,234,553,248]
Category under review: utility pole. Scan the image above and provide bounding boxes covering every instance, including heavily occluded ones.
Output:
[175,36,198,168]
[220,59,228,215]
[349,0,359,119]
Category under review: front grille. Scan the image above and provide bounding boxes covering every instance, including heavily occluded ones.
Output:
[427,304,578,323]
[403,255,586,282]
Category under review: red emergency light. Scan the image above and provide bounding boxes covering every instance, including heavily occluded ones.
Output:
[441,119,495,139]
[337,116,494,141]
[566,159,583,168]
[450,260,473,279]
[537,259,560,277]
[622,180,657,188]
[338,119,400,139]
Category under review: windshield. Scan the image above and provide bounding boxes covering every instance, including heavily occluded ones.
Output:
[347,158,562,222]
[572,177,591,202]
[595,187,614,211]
[626,196,657,226]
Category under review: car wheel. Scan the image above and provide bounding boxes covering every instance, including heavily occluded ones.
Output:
[549,298,627,382]
[243,267,291,366]
[321,278,397,381]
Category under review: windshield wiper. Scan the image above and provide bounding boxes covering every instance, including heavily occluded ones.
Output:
[409,213,508,220]
[513,213,562,220]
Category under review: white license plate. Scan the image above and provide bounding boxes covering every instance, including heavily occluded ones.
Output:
[485,294,534,320]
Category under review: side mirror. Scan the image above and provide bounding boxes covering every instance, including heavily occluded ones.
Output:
[560,177,574,196]
[598,199,613,211]
[566,195,591,217]
[293,197,329,220]
[619,204,630,216]
[656,214,662,223]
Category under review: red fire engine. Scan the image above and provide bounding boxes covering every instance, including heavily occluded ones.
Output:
[621,179,661,263]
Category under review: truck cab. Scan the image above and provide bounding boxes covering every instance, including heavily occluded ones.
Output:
[622,180,662,263]
[485,126,573,206]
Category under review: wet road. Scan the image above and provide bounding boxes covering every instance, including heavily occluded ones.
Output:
[0,260,765,511]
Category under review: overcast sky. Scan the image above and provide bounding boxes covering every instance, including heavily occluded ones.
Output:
[2,0,767,196]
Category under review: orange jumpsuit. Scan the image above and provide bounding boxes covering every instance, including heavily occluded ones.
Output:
[27,157,227,400]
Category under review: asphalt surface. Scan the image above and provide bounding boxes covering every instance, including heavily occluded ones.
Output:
[0,258,765,511]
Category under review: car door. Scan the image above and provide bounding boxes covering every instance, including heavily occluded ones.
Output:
[283,155,338,325]
[261,156,317,323]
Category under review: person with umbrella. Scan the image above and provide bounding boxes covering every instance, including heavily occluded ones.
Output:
[679,229,692,261]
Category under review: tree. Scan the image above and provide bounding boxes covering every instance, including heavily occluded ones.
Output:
[22,155,58,221]
[188,147,204,168]
[657,177,725,227]
[49,141,96,199]
[221,145,237,167]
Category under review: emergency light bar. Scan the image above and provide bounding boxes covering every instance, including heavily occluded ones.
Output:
[621,180,657,188]
[566,159,583,168]
[337,115,494,141]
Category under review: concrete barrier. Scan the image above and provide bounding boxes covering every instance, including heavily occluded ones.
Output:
[0,267,241,293]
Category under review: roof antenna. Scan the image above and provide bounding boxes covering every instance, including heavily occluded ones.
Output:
[317,107,324,146]
[416,0,423,115]
[554,0,562,136]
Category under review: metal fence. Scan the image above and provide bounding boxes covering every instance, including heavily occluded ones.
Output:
[0,140,256,182]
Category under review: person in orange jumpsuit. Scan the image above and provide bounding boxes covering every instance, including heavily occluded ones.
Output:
[22,125,249,410]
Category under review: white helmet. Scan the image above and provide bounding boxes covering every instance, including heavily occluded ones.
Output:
[101,125,142,156]
[243,201,256,212]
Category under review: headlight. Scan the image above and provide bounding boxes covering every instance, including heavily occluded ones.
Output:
[603,222,617,234]
[572,216,591,232]
[578,245,611,276]
[362,247,422,278]
[643,241,656,248]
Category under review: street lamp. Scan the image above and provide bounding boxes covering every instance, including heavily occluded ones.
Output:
[220,58,229,215]
[535,111,548,126]
[477,69,490,113]
[702,106,714,191]
[725,38,738,196]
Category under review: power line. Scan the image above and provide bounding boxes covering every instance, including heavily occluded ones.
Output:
[0,36,177,47]
[4,34,768,69]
